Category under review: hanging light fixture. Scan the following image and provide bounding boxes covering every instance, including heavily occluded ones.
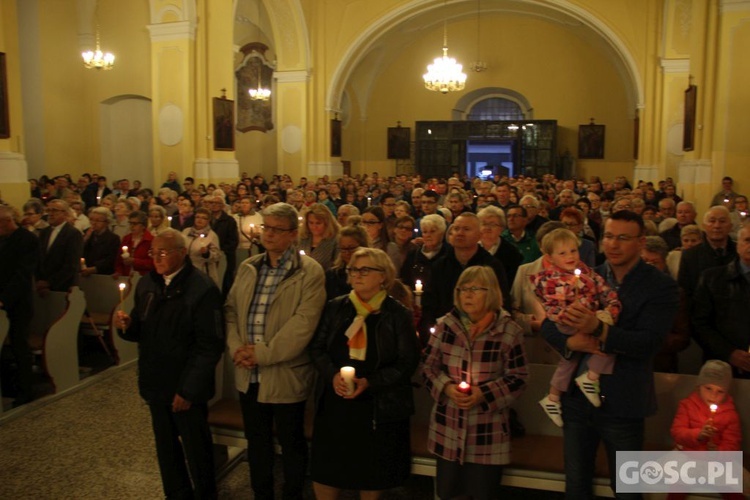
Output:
[248,75,271,101]
[469,0,487,72]
[423,10,466,94]
[82,3,115,70]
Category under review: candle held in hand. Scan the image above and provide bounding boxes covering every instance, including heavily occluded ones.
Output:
[574,268,581,299]
[121,246,130,259]
[118,282,126,303]
[80,257,87,270]
[340,366,356,395]
[710,404,718,414]
[457,381,471,394]
[415,280,423,293]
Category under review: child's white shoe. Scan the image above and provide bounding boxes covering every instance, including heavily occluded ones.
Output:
[539,395,564,427]
[575,373,602,407]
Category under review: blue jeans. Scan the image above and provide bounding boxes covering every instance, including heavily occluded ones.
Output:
[562,390,645,500]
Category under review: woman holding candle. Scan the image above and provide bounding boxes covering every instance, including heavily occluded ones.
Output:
[423,265,528,500]
[234,195,263,257]
[530,228,621,426]
[182,207,222,288]
[667,360,742,500]
[114,211,154,277]
[298,203,340,271]
[309,248,420,499]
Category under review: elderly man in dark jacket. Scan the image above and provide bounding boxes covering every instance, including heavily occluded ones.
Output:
[116,229,225,499]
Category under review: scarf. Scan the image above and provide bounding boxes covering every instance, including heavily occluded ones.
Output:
[345,289,387,361]
[460,311,496,340]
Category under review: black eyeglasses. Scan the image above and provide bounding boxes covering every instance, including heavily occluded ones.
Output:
[346,266,384,277]
[260,224,295,234]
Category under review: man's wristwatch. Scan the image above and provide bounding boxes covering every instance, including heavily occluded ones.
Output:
[592,320,604,338]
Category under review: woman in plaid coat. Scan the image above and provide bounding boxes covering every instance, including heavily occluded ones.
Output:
[423,265,528,499]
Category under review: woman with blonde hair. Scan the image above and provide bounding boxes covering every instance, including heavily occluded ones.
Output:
[310,247,420,499]
[423,266,528,499]
[298,203,341,271]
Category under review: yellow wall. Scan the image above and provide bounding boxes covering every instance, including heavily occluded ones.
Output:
[346,14,633,177]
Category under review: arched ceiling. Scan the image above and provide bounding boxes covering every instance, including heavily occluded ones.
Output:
[329,0,642,116]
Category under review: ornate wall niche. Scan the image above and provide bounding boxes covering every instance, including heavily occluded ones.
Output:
[236,43,274,133]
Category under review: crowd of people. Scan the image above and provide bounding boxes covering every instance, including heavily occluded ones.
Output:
[1,168,748,499]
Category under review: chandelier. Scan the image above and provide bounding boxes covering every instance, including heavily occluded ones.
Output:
[82,16,114,70]
[423,20,466,94]
[249,78,271,101]
[469,0,487,72]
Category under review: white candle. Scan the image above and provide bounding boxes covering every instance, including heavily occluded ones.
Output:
[118,282,126,304]
[367,197,372,207]
[415,280,423,293]
[299,250,306,256]
[340,366,355,395]
[167,216,172,222]
[80,257,87,270]
[710,404,718,414]
[457,381,471,394]
[430,327,436,336]
[574,268,581,299]
[121,246,130,258]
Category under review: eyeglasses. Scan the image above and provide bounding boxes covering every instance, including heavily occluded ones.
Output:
[456,286,489,294]
[148,248,179,259]
[260,224,295,234]
[602,233,640,242]
[346,266,384,277]
[395,225,413,231]
[339,246,360,253]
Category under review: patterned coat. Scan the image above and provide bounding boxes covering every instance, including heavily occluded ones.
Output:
[422,309,528,465]
[530,260,621,325]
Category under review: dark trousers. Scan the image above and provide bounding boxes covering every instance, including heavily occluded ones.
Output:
[148,402,217,500]
[239,384,308,500]
[7,307,33,402]
[562,390,645,500]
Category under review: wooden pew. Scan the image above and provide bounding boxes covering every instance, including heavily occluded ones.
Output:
[208,361,750,497]
[28,287,86,393]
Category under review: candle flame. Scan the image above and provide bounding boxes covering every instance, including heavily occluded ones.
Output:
[710,404,718,413]
[574,268,581,277]
[118,283,126,291]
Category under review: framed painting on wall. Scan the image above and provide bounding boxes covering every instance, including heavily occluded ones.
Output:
[683,84,697,151]
[331,118,342,157]
[213,97,234,151]
[387,126,411,159]
[0,53,9,139]
[578,123,605,159]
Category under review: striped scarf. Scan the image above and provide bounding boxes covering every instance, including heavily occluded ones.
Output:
[345,289,387,361]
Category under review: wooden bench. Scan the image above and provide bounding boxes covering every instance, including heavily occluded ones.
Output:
[208,362,750,497]
[28,287,86,393]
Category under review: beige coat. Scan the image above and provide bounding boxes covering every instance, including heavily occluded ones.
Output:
[225,252,326,403]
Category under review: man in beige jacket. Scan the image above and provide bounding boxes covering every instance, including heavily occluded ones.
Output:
[226,202,325,500]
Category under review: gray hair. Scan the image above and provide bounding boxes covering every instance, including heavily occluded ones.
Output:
[148,205,167,217]
[154,228,186,249]
[477,205,507,227]
[519,194,540,208]
[420,213,447,234]
[89,206,114,224]
[703,205,730,223]
[262,202,300,231]
[644,236,669,260]
[680,224,701,239]
[338,204,360,216]
[23,198,44,215]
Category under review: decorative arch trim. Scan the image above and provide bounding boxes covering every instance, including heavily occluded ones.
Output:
[451,88,534,121]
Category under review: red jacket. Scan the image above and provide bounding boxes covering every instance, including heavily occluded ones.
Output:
[670,391,742,451]
[115,231,154,276]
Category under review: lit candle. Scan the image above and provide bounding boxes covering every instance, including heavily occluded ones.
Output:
[367,197,372,207]
[574,268,581,299]
[340,366,356,395]
[121,246,130,259]
[299,250,306,256]
[741,211,747,218]
[430,326,436,336]
[415,280,423,293]
[710,404,718,414]
[80,257,87,271]
[457,381,471,394]
[167,216,172,222]
[118,282,126,304]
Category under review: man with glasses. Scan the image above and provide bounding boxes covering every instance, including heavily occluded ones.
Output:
[116,228,225,499]
[81,207,120,276]
[502,205,542,264]
[415,190,442,236]
[423,213,510,333]
[225,202,325,500]
[36,199,83,293]
[542,211,678,499]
